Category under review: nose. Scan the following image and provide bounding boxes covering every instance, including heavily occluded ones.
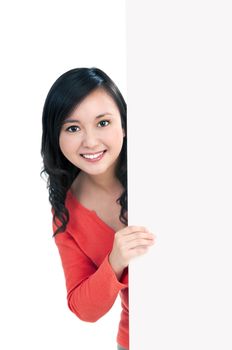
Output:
[81,129,100,148]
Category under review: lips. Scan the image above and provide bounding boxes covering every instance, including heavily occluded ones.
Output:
[80,150,106,156]
[80,150,107,161]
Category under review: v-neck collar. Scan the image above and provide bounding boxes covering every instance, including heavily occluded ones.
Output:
[66,190,115,234]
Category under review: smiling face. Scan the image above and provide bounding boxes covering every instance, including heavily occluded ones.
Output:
[59,88,125,177]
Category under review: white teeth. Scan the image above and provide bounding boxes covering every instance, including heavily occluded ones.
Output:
[82,151,104,159]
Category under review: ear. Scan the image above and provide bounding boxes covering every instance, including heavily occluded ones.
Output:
[123,128,126,137]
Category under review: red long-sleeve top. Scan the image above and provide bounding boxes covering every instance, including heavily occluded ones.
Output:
[52,190,129,349]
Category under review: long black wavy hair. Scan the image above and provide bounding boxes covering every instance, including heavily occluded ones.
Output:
[40,67,127,237]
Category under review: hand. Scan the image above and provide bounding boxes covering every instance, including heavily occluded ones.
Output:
[109,225,156,278]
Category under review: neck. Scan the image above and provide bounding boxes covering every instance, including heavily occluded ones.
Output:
[83,171,120,195]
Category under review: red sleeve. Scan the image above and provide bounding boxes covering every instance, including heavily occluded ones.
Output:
[54,230,127,322]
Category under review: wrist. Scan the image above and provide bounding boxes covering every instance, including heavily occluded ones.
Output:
[108,254,124,280]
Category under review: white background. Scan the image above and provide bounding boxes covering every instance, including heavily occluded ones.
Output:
[0,1,126,349]
[127,1,232,349]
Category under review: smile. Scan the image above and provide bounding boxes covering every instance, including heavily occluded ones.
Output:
[81,150,106,161]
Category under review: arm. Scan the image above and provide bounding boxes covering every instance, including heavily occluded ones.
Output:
[54,230,127,323]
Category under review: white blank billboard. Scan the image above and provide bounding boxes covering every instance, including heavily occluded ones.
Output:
[127,1,232,349]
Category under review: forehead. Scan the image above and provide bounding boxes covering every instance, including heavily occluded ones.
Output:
[68,88,119,119]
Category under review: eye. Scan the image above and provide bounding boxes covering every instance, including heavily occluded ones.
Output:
[98,120,110,127]
[65,125,80,133]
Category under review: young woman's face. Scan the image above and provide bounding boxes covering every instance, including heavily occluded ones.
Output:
[59,88,125,176]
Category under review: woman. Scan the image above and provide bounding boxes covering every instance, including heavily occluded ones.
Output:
[40,67,156,350]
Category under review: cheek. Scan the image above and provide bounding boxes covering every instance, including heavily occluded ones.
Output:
[107,127,124,149]
[108,125,124,139]
[115,127,124,140]
[59,134,76,155]
[59,134,67,154]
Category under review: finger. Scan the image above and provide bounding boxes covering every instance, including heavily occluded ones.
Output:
[124,231,156,243]
[126,238,155,250]
[124,226,150,236]
[128,245,150,258]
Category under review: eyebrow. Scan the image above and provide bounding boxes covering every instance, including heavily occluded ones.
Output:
[63,113,113,124]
